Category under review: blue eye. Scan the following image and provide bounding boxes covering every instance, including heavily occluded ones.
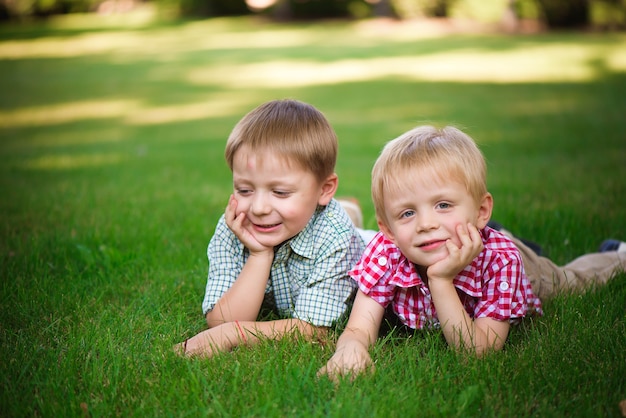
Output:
[401,210,415,218]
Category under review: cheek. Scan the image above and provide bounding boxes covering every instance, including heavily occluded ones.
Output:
[275,201,299,219]
[234,198,251,214]
[393,228,412,246]
[285,202,315,224]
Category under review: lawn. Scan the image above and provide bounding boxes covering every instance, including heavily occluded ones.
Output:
[1,13,625,417]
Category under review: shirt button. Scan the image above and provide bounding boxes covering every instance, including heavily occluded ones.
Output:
[377,256,387,266]
[499,281,510,292]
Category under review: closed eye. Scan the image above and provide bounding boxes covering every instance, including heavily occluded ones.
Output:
[235,188,252,196]
[273,190,292,197]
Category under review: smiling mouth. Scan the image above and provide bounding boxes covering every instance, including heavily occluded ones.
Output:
[418,239,446,249]
[253,222,280,229]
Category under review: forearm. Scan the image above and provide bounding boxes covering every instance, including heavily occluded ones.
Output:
[429,280,492,354]
[183,318,326,357]
[206,252,273,327]
[318,291,384,378]
[335,324,375,354]
[334,293,383,357]
[237,318,327,343]
[317,323,376,379]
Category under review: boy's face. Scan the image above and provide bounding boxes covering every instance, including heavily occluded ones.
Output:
[231,147,335,248]
[378,173,491,268]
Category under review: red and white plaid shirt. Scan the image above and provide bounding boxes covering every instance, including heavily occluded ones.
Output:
[350,227,543,329]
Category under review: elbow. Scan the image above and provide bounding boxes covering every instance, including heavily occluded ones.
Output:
[205,310,225,328]
[469,318,509,355]
[293,320,329,339]
[472,336,507,357]
[449,332,507,356]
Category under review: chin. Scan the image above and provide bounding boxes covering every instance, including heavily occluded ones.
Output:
[257,237,284,248]
[420,252,449,267]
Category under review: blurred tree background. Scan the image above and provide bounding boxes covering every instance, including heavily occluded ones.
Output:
[1,0,624,31]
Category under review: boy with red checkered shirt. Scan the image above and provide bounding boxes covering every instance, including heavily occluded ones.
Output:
[319,125,543,379]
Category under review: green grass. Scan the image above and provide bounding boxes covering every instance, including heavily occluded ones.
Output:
[1,14,626,417]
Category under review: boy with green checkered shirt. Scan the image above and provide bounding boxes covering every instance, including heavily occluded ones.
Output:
[177,99,365,357]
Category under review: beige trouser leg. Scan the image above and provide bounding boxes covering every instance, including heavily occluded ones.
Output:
[509,236,626,299]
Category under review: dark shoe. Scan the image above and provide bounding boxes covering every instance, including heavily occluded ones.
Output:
[599,239,621,252]
[520,239,543,257]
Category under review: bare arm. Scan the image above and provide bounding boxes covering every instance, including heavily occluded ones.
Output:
[318,290,385,379]
[428,279,510,354]
[206,195,274,327]
[180,318,326,357]
[205,251,273,327]
[428,223,509,354]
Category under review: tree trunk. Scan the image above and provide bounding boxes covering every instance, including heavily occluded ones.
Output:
[501,0,519,32]
[536,0,589,29]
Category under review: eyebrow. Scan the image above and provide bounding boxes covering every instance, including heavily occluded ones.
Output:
[232,176,299,188]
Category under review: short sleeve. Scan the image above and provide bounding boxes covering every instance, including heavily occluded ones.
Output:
[291,212,364,327]
[349,232,397,308]
[473,251,532,320]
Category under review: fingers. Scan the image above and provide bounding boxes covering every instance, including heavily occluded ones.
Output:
[224,194,235,218]
[452,223,483,258]
[225,195,251,243]
[225,195,245,227]
[463,222,484,257]
[317,364,342,383]
[318,361,375,383]
[432,223,483,281]
[172,341,186,356]
[317,348,374,382]
[317,362,356,383]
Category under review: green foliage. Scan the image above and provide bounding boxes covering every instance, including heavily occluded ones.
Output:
[0,0,99,18]
[1,16,626,417]
[591,0,626,29]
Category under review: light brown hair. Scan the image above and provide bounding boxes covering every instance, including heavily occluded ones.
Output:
[372,125,487,226]
[225,99,337,183]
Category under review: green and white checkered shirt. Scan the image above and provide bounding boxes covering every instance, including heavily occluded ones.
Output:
[202,198,365,327]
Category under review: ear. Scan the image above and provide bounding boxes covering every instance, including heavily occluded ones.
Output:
[476,192,493,229]
[317,173,338,206]
[377,216,397,245]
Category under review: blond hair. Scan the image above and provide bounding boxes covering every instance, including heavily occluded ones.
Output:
[225,99,337,183]
[372,125,487,225]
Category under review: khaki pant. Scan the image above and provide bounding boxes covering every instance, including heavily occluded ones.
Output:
[510,236,626,299]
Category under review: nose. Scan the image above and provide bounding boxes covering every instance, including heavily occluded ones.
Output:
[416,210,438,232]
[250,192,271,216]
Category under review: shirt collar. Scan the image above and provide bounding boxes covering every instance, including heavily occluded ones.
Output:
[386,230,487,296]
[387,251,425,288]
[282,203,330,259]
